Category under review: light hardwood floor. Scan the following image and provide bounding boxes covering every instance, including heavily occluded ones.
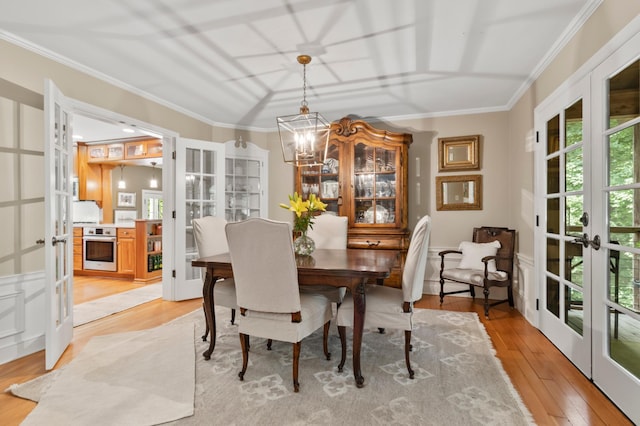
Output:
[0,279,633,425]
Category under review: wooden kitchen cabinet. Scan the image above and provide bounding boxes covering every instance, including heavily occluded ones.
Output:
[73,227,83,271]
[117,227,136,275]
[134,220,162,282]
[125,139,163,160]
[294,116,412,287]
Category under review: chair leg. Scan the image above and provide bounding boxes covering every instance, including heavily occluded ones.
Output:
[439,279,445,305]
[404,330,414,379]
[238,333,249,381]
[469,285,476,298]
[338,325,347,372]
[483,287,490,319]
[201,303,209,341]
[230,308,236,325]
[292,341,301,392]
[267,339,273,350]
[507,286,515,308]
[323,322,331,360]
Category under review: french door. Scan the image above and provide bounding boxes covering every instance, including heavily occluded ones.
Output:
[44,80,74,369]
[536,32,640,422]
[173,138,225,301]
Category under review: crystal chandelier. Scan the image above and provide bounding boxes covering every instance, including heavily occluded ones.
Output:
[277,55,330,167]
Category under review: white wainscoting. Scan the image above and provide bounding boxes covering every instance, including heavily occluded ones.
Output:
[0,271,46,365]
[423,247,535,327]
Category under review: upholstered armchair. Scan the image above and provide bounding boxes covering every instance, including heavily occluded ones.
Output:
[225,218,333,392]
[439,226,516,318]
[336,215,431,379]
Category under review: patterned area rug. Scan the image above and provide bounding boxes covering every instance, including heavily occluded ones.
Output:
[10,306,535,425]
[73,283,162,327]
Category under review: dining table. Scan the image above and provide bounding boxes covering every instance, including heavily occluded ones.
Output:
[192,248,399,388]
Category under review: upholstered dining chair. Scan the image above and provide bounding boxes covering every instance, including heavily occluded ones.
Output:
[336,215,431,379]
[302,213,349,304]
[225,218,333,392]
[192,216,237,344]
[438,226,516,318]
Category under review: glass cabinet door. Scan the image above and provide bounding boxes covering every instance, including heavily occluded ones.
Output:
[224,140,269,222]
[353,142,397,225]
[299,141,341,213]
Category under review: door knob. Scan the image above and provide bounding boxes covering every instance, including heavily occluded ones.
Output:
[36,239,45,245]
[51,236,67,246]
[571,233,600,250]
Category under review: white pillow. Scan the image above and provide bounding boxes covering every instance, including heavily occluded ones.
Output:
[457,240,501,272]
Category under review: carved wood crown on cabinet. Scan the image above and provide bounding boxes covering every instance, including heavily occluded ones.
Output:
[295,116,413,287]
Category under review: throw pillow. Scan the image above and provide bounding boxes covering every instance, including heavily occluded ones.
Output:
[458,240,501,272]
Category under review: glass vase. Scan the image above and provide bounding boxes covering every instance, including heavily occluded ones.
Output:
[294,232,316,256]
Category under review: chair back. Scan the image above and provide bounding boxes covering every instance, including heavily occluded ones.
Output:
[402,215,432,302]
[306,214,348,249]
[225,218,301,313]
[192,216,229,257]
[472,226,516,277]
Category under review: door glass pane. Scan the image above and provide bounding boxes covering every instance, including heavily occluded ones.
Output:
[608,189,640,250]
[564,240,583,287]
[547,157,560,194]
[565,195,583,237]
[547,238,560,276]
[608,248,637,313]
[547,114,560,154]
[608,310,640,380]
[565,286,583,335]
[565,99,583,146]
[608,59,639,129]
[547,277,560,318]
[565,147,583,191]
[608,124,637,186]
[547,198,560,234]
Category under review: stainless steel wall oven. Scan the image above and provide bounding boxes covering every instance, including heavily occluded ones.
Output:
[83,227,117,271]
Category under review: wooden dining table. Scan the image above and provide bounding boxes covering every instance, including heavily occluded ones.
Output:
[192,248,399,388]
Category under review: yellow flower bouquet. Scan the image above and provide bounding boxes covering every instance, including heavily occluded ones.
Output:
[279,192,327,234]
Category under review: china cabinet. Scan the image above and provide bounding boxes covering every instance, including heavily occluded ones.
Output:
[135,219,162,282]
[295,116,412,287]
[224,140,269,222]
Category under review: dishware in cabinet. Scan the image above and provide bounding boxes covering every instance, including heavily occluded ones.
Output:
[294,117,412,287]
[224,140,269,222]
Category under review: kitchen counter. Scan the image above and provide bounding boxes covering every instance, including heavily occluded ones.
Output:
[73,222,136,228]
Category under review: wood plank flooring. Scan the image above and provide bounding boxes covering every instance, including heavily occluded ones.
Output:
[0,279,633,425]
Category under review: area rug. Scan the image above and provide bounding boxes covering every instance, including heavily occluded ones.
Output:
[9,320,195,425]
[10,307,535,425]
[73,283,162,327]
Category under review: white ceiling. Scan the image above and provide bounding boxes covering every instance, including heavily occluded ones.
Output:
[1,0,598,136]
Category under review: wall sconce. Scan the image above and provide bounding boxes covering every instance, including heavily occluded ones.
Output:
[277,55,330,167]
[118,165,126,189]
[150,162,158,189]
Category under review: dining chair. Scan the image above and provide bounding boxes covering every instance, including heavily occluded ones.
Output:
[438,226,516,318]
[192,216,237,344]
[336,215,432,379]
[302,213,348,304]
[225,218,333,392]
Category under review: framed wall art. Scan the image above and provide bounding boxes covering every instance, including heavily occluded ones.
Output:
[438,134,480,171]
[117,192,136,208]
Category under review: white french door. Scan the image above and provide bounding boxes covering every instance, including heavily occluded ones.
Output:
[590,32,640,422]
[536,76,592,376]
[536,32,640,423]
[173,138,225,301]
[44,80,74,369]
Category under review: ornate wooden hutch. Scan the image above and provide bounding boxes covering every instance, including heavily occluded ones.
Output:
[295,116,412,287]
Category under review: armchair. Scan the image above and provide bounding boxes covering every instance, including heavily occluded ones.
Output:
[439,226,516,318]
[225,218,333,392]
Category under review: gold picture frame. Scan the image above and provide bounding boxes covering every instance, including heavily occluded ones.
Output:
[438,135,480,171]
[436,174,482,211]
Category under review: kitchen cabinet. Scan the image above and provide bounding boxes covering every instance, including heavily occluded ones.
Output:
[76,143,103,203]
[135,220,162,282]
[295,116,412,287]
[73,227,83,271]
[117,227,136,275]
[125,139,163,160]
[87,143,124,162]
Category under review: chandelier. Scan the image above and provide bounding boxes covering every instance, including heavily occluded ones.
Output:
[277,55,330,167]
